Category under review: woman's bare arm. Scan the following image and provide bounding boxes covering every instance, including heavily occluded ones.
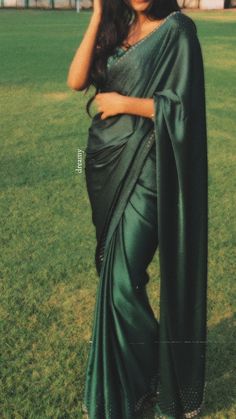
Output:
[119,96,155,120]
[67,1,102,91]
[94,92,155,120]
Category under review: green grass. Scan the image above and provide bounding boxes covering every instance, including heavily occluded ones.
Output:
[0,8,235,418]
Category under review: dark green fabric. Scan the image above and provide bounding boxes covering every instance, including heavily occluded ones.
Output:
[83,10,208,419]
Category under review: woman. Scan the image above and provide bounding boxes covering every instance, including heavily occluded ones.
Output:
[67,0,208,418]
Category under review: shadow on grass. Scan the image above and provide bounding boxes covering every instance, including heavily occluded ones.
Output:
[79,314,235,418]
[204,314,236,417]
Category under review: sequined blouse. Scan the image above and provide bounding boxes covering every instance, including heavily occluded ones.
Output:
[107,47,126,69]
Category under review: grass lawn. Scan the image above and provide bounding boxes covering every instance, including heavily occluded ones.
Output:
[0,8,235,418]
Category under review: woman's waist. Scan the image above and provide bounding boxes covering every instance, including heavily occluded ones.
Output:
[86,112,153,153]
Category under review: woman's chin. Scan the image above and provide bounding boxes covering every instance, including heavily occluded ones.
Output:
[133,5,149,13]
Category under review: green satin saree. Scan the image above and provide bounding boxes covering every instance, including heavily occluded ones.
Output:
[82,10,208,419]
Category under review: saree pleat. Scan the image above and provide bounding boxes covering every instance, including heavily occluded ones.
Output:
[84,144,161,418]
[83,10,208,419]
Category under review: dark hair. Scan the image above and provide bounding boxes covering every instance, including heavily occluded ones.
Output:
[85,0,181,117]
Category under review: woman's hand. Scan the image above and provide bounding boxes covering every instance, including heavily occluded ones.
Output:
[66,1,102,91]
[94,92,125,120]
[94,93,155,121]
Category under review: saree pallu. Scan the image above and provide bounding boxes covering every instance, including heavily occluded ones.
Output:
[82,10,208,419]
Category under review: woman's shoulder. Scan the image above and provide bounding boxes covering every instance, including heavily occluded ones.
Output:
[169,11,197,35]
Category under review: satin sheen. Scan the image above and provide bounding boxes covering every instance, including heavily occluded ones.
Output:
[83,11,208,419]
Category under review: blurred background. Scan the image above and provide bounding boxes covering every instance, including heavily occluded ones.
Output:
[0,0,236,10]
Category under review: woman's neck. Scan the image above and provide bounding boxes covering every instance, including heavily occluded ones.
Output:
[134,13,150,29]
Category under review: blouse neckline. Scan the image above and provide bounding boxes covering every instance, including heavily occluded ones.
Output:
[119,10,181,53]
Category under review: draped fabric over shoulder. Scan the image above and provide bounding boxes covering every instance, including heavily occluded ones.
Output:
[82,10,208,419]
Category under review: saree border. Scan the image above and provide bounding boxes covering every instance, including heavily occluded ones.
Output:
[107,10,181,71]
